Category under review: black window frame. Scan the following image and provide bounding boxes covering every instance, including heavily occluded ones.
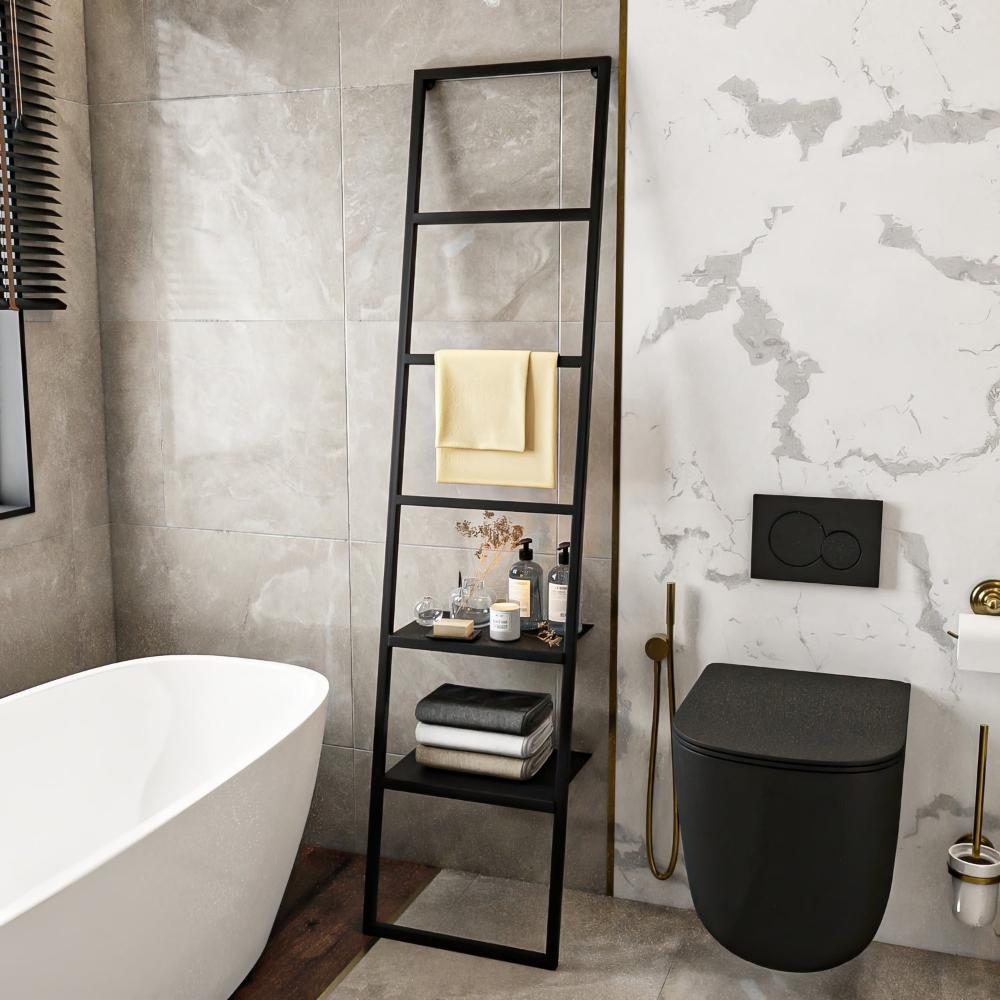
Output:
[0,310,34,519]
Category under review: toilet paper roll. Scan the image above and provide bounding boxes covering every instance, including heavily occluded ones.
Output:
[956,613,1000,674]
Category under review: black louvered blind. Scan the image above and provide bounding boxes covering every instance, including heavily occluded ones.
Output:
[0,0,63,311]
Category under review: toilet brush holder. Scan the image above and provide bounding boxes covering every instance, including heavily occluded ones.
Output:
[948,842,1000,927]
[947,723,999,927]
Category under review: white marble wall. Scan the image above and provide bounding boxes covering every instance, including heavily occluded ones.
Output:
[0,1,115,698]
[617,0,1000,961]
[86,0,620,890]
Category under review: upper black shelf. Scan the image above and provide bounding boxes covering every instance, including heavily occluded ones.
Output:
[383,748,592,813]
[389,620,594,664]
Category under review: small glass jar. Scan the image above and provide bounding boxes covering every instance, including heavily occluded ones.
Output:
[456,578,493,628]
[413,597,443,628]
[490,601,522,642]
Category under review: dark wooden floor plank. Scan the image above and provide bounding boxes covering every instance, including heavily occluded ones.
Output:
[231,845,438,1000]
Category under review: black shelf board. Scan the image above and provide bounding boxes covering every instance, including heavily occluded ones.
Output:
[382,749,592,813]
[389,620,594,663]
[394,494,573,515]
[412,208,590,226]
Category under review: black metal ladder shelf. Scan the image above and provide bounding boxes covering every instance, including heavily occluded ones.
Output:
[363,55,612,971]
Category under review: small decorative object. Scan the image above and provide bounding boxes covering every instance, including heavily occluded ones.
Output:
[413,597,444,628]
[531,628,563,649]
[948,724,1000,927]
[490,602,522,642]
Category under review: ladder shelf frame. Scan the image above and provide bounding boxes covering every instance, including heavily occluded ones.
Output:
[363,53,612,971]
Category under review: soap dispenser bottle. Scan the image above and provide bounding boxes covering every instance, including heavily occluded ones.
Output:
[508,537,543,632]
[547,541,582,635]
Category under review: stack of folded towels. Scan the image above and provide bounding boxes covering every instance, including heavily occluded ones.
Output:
[414,682,554,781]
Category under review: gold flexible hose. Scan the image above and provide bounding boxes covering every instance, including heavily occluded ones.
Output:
[644,584,680,880]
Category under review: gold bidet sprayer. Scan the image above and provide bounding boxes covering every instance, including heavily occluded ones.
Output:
[643,582,680,880]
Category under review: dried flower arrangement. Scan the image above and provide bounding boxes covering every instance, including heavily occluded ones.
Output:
[455,511,524,586]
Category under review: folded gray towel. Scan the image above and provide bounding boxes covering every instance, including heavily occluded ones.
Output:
[415,682,552,736]
[415,737,553,781]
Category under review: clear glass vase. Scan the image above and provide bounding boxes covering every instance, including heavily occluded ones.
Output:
[455,577,494,628]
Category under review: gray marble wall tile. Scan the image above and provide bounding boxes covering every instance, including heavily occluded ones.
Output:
[342,83,560,322]
[562,0,621,62]
[111,524,354,746]
[89,101,159,323]
[158,320,349,539]
[71,524,117,668]
[91,90,344,323]
[339,0,562,89]
[558,322,615,559]
[0,537,82,698]
[560,72,617,324]
[102,322,166,525]
[143,0,340,100]
[51,0,90,104]
[83,0,148,105]
[85,0,341,103]
[346,320,560,549]
[304,744,360,852]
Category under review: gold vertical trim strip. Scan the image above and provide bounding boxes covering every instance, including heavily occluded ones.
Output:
[606,0,628,897]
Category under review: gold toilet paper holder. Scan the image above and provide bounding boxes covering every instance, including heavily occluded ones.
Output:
[946,580,1000,639]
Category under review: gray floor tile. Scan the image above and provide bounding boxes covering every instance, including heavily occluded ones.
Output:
[328,870,692,999]
[657,913,999,1000]
[328,871,999,1000]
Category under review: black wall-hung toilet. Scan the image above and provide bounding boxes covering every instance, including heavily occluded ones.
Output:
[672,662,911,973]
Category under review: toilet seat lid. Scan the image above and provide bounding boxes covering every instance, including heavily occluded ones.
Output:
[673,663,910,770]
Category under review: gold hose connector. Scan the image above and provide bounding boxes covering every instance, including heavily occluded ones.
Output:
[644,582,680,880]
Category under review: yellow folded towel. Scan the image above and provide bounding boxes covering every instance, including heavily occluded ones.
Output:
[435,349,530,452]
[436,351,557,490]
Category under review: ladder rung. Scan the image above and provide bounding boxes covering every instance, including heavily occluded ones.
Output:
[404,353,584,368]
[396,495,572,515]
[412,208,589,226]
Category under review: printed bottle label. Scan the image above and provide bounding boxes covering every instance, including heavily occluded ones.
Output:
[548,583,568,623]
[509,578,532,617]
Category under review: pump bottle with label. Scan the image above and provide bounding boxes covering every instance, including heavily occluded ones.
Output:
[547,541,582,635]
[508,537,543,632]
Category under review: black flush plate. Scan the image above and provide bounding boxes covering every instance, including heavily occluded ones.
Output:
[751,494,883,588]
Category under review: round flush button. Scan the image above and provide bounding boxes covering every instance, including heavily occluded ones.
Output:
[821,530,862,570]
[768,511,824,567]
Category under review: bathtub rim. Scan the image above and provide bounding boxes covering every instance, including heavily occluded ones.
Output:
[0,653,329,929]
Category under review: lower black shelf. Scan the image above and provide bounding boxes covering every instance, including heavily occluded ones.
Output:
[382,749,592,813]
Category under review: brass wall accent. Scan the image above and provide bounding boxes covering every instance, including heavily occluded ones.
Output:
[643,583,681,880]
[606,0,628,897]
[970,580,1000,616]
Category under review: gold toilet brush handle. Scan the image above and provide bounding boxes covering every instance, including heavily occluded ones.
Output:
[644,582,680,880]
[973,725,988,859]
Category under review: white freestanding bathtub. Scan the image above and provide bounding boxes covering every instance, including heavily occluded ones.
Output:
[0,654,328,1000]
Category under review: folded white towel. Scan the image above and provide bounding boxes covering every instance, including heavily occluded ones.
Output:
[414,713,554,759]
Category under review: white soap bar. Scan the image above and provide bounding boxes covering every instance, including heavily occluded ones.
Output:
[432,618,475,639]
[956,613,1000,674]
